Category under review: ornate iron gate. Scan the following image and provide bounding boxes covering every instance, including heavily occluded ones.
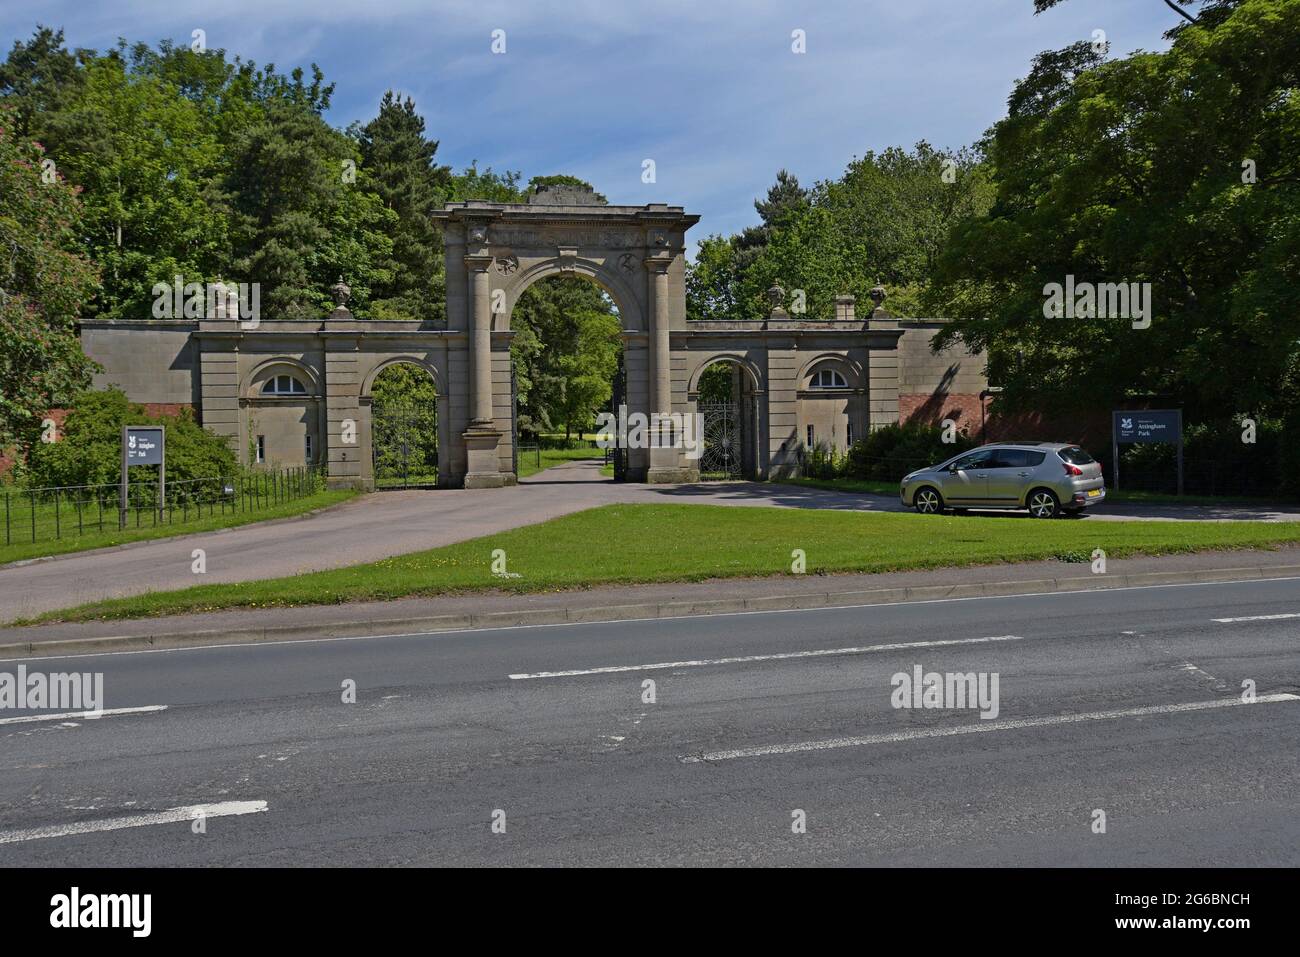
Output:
[610,353,628,481]
[698,401,741,480]
[511,365,519,477]
[372,401,439,489]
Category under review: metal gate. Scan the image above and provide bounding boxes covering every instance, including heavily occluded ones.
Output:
[372,401,439,489]
[698,401,741,480]
[610,353,628,481]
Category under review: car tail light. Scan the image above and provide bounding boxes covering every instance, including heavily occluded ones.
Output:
[1063,462,1083,476]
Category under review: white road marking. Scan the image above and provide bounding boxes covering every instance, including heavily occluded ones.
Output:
[681,693,1300,763]
[1211,612,1300,623]
[6,574,1299,664]
[509,634,1025,680]
[0,800,268,845]
[0,704,167,726]
[1178,660,1225,691]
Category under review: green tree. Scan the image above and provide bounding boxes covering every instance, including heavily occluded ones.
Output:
[511,276,619,436]
[448,163,526,203]
[688,144,993,322]
[553,309,622,438]
[927,0,1300,424]
[353,91,452,322]
[223,95,395,319]
[370,363,438,482]
[0,105,99,454]
[0,26,87,143]
[43,52,224,320]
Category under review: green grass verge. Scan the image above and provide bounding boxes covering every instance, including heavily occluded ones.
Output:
[21,502,1300,624]
[0,489,357,566]
[515,447,606,478]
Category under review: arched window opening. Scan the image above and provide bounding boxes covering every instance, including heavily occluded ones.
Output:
[262,374,307,396]
[810,368,848,389]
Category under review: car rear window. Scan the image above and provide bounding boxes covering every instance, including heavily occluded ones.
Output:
[1059,446,1096,465]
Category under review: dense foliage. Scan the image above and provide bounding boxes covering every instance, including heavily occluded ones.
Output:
[0,103,99,454]
[926,0,1299,431]
[687,144,994,322]
[5,4,1297,490]
[512,276,621,438]
[24,388,237,489]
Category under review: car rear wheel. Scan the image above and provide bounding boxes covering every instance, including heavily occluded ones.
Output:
[914,487,944,515]
[1027,488,1060,519]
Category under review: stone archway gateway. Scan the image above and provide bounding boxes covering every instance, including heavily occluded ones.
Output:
[80,183,983,490]
[433,184,699,486]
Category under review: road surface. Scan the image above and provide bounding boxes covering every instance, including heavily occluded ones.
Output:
[1,575,1297,866]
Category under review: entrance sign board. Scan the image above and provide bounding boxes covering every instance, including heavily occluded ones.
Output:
[1111,409,1182,494]
[120,426,166,528]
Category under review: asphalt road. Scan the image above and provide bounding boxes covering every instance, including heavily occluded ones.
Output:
[3,460,1298,622]
[1,575,1297,866]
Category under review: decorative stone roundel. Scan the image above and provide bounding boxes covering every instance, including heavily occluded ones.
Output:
[496,255,519,275]
[618,253,638,274]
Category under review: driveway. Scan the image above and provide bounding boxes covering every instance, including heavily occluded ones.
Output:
[1,459,1297,621]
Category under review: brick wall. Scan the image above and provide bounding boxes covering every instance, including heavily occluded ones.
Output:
[901,391,1110,450]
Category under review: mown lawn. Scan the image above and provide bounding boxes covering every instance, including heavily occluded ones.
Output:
[21,502,1300,623]
[0,489,357,566]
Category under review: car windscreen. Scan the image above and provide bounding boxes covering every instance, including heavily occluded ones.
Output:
[1059,446,1096,465]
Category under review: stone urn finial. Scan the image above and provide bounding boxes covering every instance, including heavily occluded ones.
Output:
[869,283,887,311]
[331,276,352,308]
[767,283,785,308]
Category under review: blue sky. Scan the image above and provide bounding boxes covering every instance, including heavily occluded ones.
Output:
[9,1,1178,243]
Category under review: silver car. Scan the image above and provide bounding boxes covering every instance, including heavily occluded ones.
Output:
[900,443,1106,518]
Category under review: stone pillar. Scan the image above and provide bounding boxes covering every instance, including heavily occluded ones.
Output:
[462,254,505,487]
[646,260,671,416]
[468,256,494,427]
[644,258,679,482]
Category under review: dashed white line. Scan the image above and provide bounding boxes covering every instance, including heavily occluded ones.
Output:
[0,800,268,844]
[0,704,168,726]
[681,693,1300,763]
[508,634,1025,680]
[1212,612,1300,623]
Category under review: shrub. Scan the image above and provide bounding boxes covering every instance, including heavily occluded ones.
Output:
[24,388,237,492]
[1116,418,1290,498]
[804,440,843,480]
[845,423,977,481]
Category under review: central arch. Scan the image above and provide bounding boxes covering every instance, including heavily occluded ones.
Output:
[501,257,643,333]
[433,187,700,486]
[506,269,627,479]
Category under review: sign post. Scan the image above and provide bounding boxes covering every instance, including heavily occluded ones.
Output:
[120,425,165,529]
[1111,409,1183,495]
